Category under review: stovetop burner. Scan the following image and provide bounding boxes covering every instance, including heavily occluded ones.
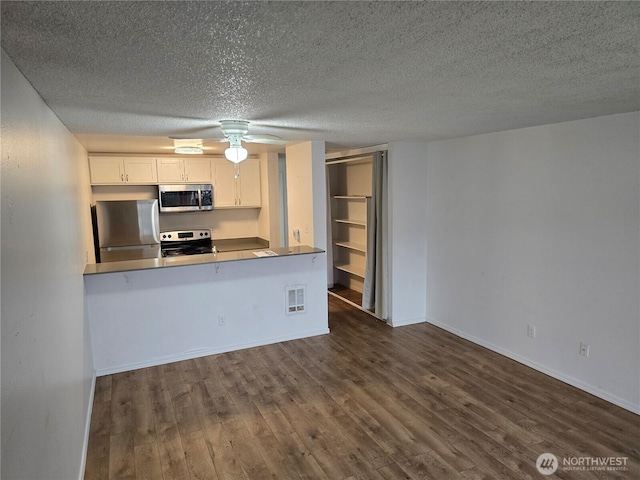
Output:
[160,229,213,258]
[162,245,214,257]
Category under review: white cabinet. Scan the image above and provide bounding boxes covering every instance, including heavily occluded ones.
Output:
[157,157,211,183]
[89,157,157,185]
[236,159,262,207]
[212,159,261,208]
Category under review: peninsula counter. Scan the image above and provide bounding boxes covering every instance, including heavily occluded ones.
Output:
[84,246,329,375]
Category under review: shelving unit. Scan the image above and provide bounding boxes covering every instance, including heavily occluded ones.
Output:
[326,153,375,316]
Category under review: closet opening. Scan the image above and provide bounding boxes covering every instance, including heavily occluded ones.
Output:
[326,146,388,322]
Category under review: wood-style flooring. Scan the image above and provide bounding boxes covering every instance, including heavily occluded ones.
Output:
[85,295,639,479]
[329,284,364,306]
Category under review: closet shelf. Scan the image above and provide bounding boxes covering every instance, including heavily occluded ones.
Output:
[334,263,365,278]
[334,241,367,253]
[326,156,373,166]
[333,195,370,200]
[333,218,366,226]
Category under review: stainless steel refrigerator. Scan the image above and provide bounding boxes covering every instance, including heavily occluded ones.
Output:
[94,200,161,262]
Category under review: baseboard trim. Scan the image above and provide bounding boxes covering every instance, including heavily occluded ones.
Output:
[95,328,331,376]
[390,315,427,327]
[78,371,96,480]
[426,317,640,415]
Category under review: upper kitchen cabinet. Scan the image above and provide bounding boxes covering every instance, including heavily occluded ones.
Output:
[89,156,157,185]
[157,157,211,183]
[212,158,261,208]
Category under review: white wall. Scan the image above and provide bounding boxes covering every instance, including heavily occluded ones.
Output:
[85,254,329,374]
[1,51,96,479]
[426,112,640,412]
[258,151,282,246]
[286,141,328,250]
[388,142,429,326]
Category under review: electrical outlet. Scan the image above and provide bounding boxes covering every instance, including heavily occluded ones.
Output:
[579,342,590,357]
[527,324,536,339]
[218,315,226,327]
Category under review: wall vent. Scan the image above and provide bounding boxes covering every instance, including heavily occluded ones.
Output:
[286,285,306,315]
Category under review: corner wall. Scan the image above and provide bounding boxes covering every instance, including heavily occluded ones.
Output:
[426,112,640,412]
[286,141,328,250]
[388,142,429,326]
[258,151,281,246]
[1,51,96,479]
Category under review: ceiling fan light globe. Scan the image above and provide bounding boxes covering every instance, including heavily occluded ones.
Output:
[225,146,248,163]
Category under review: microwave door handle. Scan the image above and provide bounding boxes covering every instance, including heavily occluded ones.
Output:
[198,187,202,210]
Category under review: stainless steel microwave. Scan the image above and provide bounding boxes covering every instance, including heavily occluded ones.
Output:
[158,184,213,212]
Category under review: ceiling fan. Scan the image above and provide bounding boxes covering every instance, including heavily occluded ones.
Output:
[173,120,288,163]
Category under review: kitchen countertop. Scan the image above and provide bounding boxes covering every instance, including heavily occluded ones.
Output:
[83,245,324,275]
[213,237,269,252]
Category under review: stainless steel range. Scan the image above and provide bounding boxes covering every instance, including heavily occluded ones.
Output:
[160,229,214,257]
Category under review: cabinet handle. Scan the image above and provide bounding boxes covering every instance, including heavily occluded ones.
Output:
[126,174,129,182]
[121,174,124,182]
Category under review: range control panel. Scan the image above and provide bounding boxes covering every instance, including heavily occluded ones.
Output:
[160,229,211,242]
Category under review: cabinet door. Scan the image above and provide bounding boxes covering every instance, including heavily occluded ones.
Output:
[89,157,124,184]
[157,158,184,183]
[212,160,238,207]
[123,157,157,183]
[237,159,261,207]
[183,158,211,183]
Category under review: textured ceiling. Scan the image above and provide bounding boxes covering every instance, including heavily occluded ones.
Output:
[1,1,638,155]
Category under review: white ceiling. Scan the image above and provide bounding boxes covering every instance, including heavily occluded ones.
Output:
[1,1,638,155]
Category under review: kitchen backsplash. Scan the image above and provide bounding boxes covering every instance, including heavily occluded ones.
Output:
[159,208,260,239]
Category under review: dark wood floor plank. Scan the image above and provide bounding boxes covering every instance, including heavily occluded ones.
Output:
[311,397,396,470]
[201,422,247,480]
[108,431,135,480]
[257,405,330,480]
[131,392,156,447]
[94,375,113,404]
[274,395,357,479]
[146,366,177,426]
[110,372,133,435]
[376,460,413,480]
[182,429,219,480]
[236,405,301,480]
[397,449,462,480]
[222,419,274,479]
[196,357,242,424]
[133,443,163,480]
[85,295,639,480]
[459,465,496,480]
[296,401,387,479]
[453,437,532,479]
[156,422,191,480]
[90,400,112,437]
[85,433,110,480]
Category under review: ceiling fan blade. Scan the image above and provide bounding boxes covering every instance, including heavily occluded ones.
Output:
[243,134,288,145]
[169,136,228,143]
